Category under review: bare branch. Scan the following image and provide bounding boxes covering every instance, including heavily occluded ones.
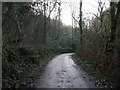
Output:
[86,13,100,19]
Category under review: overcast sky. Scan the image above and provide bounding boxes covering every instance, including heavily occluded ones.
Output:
[33,0,110,26]
[60,0,110,26]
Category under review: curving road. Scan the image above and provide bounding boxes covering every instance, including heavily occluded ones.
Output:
[35,53,97,88]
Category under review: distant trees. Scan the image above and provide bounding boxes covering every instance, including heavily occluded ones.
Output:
[70,0,84,49]
[3,1,74,49]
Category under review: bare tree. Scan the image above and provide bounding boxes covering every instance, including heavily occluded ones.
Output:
[79,0,83,44]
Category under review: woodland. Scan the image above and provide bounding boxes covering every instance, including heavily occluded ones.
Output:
[2,0,120,88]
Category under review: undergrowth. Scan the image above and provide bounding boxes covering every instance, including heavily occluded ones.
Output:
[72,54,119,88]
[2,41,54,88]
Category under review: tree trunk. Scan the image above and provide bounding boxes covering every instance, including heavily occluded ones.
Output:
[79,0,82,44]
[105,2,120,53]
[43,1,47,44]
[110,1,120,42]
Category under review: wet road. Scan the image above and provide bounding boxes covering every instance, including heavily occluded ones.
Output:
[35,53,97,88]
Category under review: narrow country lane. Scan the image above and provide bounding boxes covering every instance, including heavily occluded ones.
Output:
[35,53,97,88]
